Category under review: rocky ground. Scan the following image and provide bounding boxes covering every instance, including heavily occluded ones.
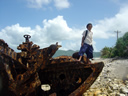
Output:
[83,58,128,96]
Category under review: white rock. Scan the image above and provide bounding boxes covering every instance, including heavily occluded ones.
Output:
[125,80,128,85]
[107,89,113,93]
[94,89,102,96]
[110,84,119,90]
[83,59,128,96]
[109,92,116,96]
[116,93,126,96]
[82,93,87,96]
[120,87,128,94]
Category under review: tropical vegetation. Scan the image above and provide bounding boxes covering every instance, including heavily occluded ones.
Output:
[101,32,128,58]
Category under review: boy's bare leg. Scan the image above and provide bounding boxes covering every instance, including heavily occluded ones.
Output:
[87,58,91,64]
[78,56,82,61]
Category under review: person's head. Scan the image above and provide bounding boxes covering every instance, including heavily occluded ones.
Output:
[86,23,92,31]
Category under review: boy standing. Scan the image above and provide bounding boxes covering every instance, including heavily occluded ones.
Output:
[78,23,93,63]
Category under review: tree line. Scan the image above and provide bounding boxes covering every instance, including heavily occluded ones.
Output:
[101,32,128,58]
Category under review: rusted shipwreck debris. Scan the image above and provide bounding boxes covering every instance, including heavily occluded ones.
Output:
[0,35,104,96]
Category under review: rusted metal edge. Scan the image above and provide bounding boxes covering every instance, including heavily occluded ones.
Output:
[69,62,104,96]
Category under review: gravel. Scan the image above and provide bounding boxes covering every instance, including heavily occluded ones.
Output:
[83,58,128,96]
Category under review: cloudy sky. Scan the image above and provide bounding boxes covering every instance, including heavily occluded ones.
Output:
[1,0,128,52]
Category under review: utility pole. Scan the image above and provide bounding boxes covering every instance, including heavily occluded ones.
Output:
[114,30,121,40]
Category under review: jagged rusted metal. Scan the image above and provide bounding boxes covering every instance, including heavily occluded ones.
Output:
[0,35,104,96]
[38,55,104,96]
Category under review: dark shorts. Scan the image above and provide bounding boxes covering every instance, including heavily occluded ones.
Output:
[78,43,93,59]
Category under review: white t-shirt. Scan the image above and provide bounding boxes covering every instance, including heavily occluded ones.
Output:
[82,30,93,45]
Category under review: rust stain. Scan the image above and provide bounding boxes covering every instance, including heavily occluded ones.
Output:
[0,35,104,96]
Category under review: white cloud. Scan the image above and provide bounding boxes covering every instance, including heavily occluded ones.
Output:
[0,24,35,50]
[93,41,98,52]
[1,4,128,52]
[42,16,81,41]
[54,0,70,10]
[26,0,70,9]
[93,5,128,39]
[27,0,51,8]
[0,16,83,52]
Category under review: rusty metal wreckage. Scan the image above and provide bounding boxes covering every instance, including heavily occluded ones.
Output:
[0,35,104,96]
